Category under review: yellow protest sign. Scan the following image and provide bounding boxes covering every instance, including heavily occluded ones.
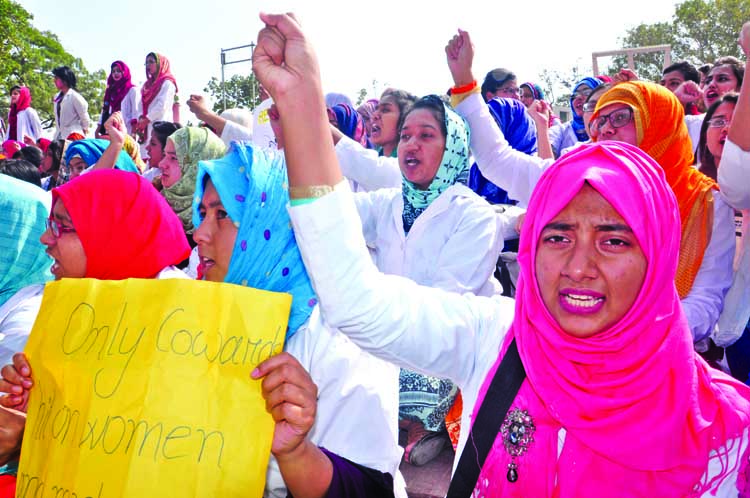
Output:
[17,278,290,498]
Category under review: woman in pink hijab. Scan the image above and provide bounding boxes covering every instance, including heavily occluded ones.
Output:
[136,52,178,145]
[252,13,750,496]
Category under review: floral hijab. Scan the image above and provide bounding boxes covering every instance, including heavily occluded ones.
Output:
[161,127,227,234]
[401,95,471,233]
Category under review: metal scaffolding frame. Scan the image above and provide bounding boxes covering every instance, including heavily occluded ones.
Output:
[220,42,256,111]
[591,45,672,75]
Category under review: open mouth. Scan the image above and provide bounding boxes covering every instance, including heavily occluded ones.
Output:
[404,155,419,168]
[559,290,605,314]
[198,256,215,275]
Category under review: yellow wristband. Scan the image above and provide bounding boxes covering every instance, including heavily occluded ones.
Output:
[288,185,334,200]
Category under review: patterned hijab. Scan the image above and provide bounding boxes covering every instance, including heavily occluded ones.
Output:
[140,53,178,115]
[401,96,471,233]
[592,81,717,298]
[0,174,52,307]
[570,77,603,141]
[472,142,750,497]
[193,143,316,339]
[470,97,537,204]
[161,127,227,234]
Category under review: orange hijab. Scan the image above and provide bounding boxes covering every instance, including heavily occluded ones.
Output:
[593,81,717,298]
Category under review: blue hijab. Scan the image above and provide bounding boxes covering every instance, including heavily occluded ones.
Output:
[0,174,53,307]
[469,97,538,205]
[570,77,603,142]
[64,139,139,174]
[192,143,316,339]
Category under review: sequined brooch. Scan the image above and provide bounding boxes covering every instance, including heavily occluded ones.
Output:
[500,408,535,483]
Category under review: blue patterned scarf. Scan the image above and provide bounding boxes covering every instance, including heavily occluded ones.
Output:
[192,143,316,339]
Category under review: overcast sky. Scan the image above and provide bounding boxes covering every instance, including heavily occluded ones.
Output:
[17,0,678,108]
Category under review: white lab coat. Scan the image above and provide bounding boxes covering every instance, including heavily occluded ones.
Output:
[288,184,748,497]
[456,92,734,343]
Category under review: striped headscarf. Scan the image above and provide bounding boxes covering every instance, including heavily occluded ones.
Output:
[0,174,52,307]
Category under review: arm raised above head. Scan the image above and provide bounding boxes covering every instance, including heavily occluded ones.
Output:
[252,12,341,190]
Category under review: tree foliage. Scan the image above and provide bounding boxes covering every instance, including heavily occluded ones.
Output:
[0,0,106,124]
[611,0,750,81]
[204,74,261,112]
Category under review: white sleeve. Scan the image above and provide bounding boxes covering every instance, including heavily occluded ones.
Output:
[351,189,394,247]
[548,122,565,158]
[718,139,750,210]
[146,81,176,122]
[455,92,553,206]
[0,291,43,367]
[334,136,402,192]
[429,197,502,296]
[72,91,91,132]
[681,192,736,342]
[684,113,705,153]
[288,182,513,387]
[220,120,253,145]
[121,87,139,134]
[26,108,43,141]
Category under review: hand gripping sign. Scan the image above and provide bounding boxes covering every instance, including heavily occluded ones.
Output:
[16,278,290,498]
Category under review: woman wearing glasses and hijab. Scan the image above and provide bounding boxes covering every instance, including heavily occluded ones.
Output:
[445,30,735,354]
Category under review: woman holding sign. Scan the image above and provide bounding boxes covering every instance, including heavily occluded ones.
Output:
[191,144,404,498]
[0,171,190,409]
[248,13,750,497]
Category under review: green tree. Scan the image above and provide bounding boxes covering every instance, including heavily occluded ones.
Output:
[204,74,261,112]
[612,22,674,82]
[611,0,750,81]
[0,0,106,125]
[538,65,585,107]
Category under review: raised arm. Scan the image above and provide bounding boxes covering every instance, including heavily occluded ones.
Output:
[719,21,750,209]
[254,14,509,381]
[91,112,126,171]
[445,30,552,205]
[728,22,750,151]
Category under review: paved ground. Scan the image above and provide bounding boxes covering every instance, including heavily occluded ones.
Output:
[398,431,455,498]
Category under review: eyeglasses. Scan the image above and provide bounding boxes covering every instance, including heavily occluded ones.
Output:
[582,101,599,113]
[572,88,593,100]
[592,108,633,131]
[497,86,521,97]
[46,218,76,238]
[707,117,731,128]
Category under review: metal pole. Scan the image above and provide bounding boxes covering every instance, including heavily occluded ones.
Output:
[221,51,226,112]
[250,42,256,107]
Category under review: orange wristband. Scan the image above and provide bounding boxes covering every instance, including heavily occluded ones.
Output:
[451,80,478,95]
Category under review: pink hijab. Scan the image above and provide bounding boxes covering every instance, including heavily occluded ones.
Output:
[472,142,750,497]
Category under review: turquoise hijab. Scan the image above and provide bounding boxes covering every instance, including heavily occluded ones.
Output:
[64,139,139,174]
[192,143,316,339]
[401,96,471,233]
[0,174,53,307]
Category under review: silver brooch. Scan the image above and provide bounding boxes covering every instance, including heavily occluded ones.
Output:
[500,408,535,483]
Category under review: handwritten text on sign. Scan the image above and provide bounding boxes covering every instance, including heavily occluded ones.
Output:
[17,278,290,498]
